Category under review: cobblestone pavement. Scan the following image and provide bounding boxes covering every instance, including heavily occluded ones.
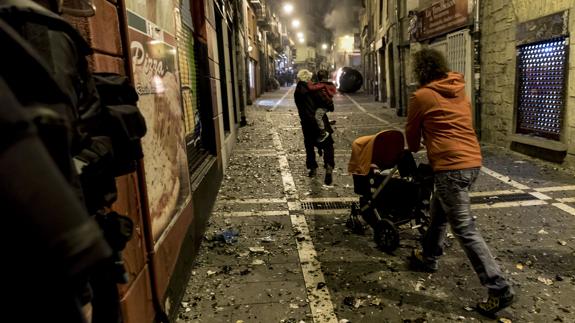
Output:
[177,87,575,323]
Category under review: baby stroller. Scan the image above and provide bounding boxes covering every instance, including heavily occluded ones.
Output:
[347,130,434,253]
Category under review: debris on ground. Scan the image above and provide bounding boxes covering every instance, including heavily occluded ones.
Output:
[178,92,575,323]
[210,229,240,244]
[537,276,554,285]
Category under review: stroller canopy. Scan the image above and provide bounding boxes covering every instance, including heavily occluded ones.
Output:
[348,130,405,176]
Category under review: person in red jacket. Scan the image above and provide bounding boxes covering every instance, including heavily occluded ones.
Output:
[307,69,337,142]
[405,49,514,317]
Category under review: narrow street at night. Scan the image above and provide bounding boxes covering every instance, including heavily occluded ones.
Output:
[176,88,575,323]
[3,0,575,322]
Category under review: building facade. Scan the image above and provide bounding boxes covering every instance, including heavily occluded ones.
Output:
[361,0,575,166]
[481,0,575,165]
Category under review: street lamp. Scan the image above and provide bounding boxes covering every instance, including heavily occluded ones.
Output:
[296,32,304,38]
[283,3,294,14]
[291,19,300,28]
[298,38,305,44]
[322,44,328,50]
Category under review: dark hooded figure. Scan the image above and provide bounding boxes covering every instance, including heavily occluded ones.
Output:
[294,69,335,185]
[0,0,126,322]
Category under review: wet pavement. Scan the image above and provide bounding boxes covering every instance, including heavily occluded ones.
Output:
[176,87,575,323]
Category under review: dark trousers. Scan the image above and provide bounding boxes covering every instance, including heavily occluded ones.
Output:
[423,168,510,294]
[301,122,334,170]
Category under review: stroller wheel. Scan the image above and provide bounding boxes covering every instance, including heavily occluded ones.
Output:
[347,203,366,235]
[374,219,399,253]
[414,208,431,236]
[416,192,433,236]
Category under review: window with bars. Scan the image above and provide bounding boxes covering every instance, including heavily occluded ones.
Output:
[515,37,568,140]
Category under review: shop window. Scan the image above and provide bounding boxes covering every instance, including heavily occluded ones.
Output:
[516,37,568,140]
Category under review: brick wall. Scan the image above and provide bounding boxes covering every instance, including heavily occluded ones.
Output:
[66,0,124,74]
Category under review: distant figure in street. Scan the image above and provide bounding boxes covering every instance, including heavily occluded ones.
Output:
[306,69,337,143]
[405,48,515,317]
[294,69,335,185]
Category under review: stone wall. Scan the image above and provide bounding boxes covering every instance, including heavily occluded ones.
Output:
[480,0,575,165]
[479,0,515,146]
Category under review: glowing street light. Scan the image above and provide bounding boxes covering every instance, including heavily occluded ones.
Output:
[322,43,328,50]
[296,32,304,38]
[283,3,294,14]
[298,38,305,44]
[291,19,301,28]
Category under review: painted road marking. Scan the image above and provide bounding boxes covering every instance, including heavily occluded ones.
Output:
[267,90,339,323]
[270,88,294,111]
[471,200,548,210]
[481,166,575,216]
[271,131,297,196]
[480,167,531,190]
[232,152,278,157]
[212,210,290,217]
[294,153,350,158]
[234,149,277,155]
[469,189,525,197]
[345,94,391,125]
[529,191,553,200]
[551,203,575,215]
[535,185,575,192]
[218,198,287,204]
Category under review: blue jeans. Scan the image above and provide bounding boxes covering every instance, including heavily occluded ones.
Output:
[423,168,510,294]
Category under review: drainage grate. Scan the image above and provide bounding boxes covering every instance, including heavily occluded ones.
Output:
[300,193,537,210]
[470,193,537,204]
[301,201,355,210]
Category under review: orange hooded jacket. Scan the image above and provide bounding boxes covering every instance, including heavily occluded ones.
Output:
[405,72,482,172]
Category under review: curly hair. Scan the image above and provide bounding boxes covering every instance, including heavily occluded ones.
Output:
[412,48,450,86]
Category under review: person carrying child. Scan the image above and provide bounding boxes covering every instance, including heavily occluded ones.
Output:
[294,69,335,185]
[307,69,337,143]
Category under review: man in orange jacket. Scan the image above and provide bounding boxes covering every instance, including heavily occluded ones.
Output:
[405,48,514,317]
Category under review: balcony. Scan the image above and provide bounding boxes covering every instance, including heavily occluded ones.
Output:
[256,6,272,30]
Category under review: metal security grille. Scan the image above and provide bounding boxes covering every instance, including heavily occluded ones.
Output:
[446,31,466,74]
[516,37,568,140]
[176,4,196,137]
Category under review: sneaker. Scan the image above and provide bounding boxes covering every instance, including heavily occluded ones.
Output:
[308,168,317,177]
[317,131,329,143]
[409,249,438,273]
[476,287,515,317]
[324,167,333,185]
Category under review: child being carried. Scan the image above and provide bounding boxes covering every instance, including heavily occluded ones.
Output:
[307,70,337,143]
